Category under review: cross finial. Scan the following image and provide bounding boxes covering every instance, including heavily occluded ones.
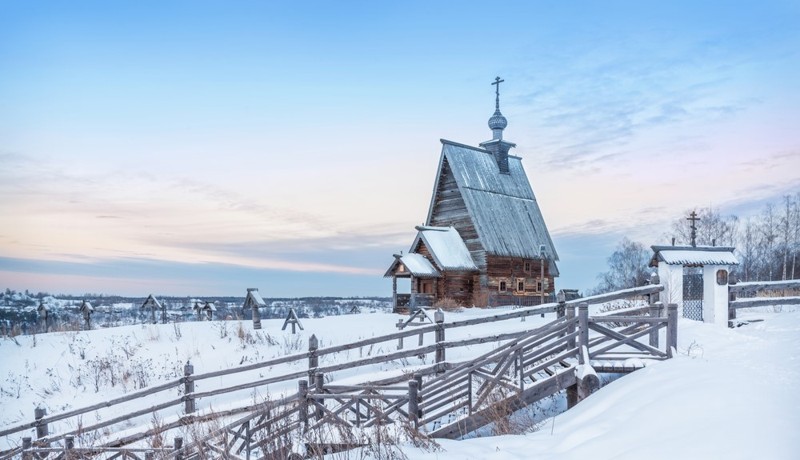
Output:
[687,210,700,247]
[491,76,504,110]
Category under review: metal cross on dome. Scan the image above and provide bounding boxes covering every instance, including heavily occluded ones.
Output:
[687,210,700,247]
[491,76,504,108]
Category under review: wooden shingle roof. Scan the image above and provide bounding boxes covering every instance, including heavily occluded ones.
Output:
[426,140,559,269]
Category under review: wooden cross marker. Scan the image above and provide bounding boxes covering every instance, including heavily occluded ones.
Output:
[687,210,700,247]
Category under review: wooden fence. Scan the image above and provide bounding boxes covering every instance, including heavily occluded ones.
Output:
[728,279,800,323]
[2,285,671,460]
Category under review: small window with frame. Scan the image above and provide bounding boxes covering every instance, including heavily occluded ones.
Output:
[516,279,525,292]
[499,280,507,293]
[536,280,543,292]
[524,261,531,272]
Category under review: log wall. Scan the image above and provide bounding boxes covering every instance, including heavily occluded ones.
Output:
[426,157,557,307]
[428,158,486,272]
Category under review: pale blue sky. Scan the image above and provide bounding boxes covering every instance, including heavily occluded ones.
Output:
[1,1,799,296]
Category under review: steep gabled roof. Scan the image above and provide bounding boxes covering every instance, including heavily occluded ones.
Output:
[426,140,559,265]
[244,288,267,308]
[141,294,163,310]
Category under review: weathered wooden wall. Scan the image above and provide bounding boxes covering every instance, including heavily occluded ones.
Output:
[426,158,557,307]
[429,159,486,272]
[485,256,555,296]
[436,272,476,305]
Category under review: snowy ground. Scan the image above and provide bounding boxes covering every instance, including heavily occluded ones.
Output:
[1,306,559,449]
[2,306,798,459]
[381,308,800,460]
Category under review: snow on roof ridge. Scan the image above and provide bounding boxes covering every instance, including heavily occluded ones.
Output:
[415,225,449,232]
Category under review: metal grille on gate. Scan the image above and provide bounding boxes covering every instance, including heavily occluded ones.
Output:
[683,267,703,321]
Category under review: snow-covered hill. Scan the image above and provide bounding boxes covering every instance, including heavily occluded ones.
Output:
[389,308,800,459]
[2,307,798,459]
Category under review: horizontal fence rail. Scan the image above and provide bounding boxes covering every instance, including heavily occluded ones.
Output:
[728,279,800,323]
[729,279,800,293]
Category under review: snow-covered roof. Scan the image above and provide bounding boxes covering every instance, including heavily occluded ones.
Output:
[413,226,478,271]
[384,253,441,278]
[79,300,94,312]
[651,246,739,266]
[141,294,163,310]
[425,141,559,274]
[244,288,267,308]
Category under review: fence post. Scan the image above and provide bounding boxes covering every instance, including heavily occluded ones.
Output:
[65,436,74,458]
[577,367,600,403]
[556,291,566,318]
[566,304,576,350]
[649,273,660,303]
[244,420,252,460]
[649,301,663,347]
[434,308,445,372]
[666,303,678,358]
[408,378,419,428]
[298,380,309,429]
[728,277,737,326]
[396,319,405,350]
[22,438,32,460]
[252,302,262,330]
[34,407,49,446]
[315,372,325,420]
[578,303,589,365]
[174,437,184,460]
[184,361,195,414]
[308,335,319,381]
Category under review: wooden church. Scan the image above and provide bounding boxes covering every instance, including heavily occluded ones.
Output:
[385,78,559,310]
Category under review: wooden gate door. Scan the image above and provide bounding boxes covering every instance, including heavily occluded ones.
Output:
[682,266,703,321]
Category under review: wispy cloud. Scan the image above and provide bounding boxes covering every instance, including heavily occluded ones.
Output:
[0,153,410,276]
[509,32,789,172]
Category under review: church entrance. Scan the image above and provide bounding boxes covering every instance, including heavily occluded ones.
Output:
[682,266,704,321]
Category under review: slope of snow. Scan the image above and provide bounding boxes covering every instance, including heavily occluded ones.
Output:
[382,309,800,459]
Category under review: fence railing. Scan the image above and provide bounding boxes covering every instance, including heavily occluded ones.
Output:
[3,284,667,459]
[728,279,800,323]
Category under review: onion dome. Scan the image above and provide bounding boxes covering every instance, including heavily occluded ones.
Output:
[488,108,508,130]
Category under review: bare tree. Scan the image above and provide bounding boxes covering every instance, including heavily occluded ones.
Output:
[781,193,800,280]
[738,218,758,282]
[668,207,738,247]
[780,195,792,280]
[760,204,778,280]
[593,238,652,294]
